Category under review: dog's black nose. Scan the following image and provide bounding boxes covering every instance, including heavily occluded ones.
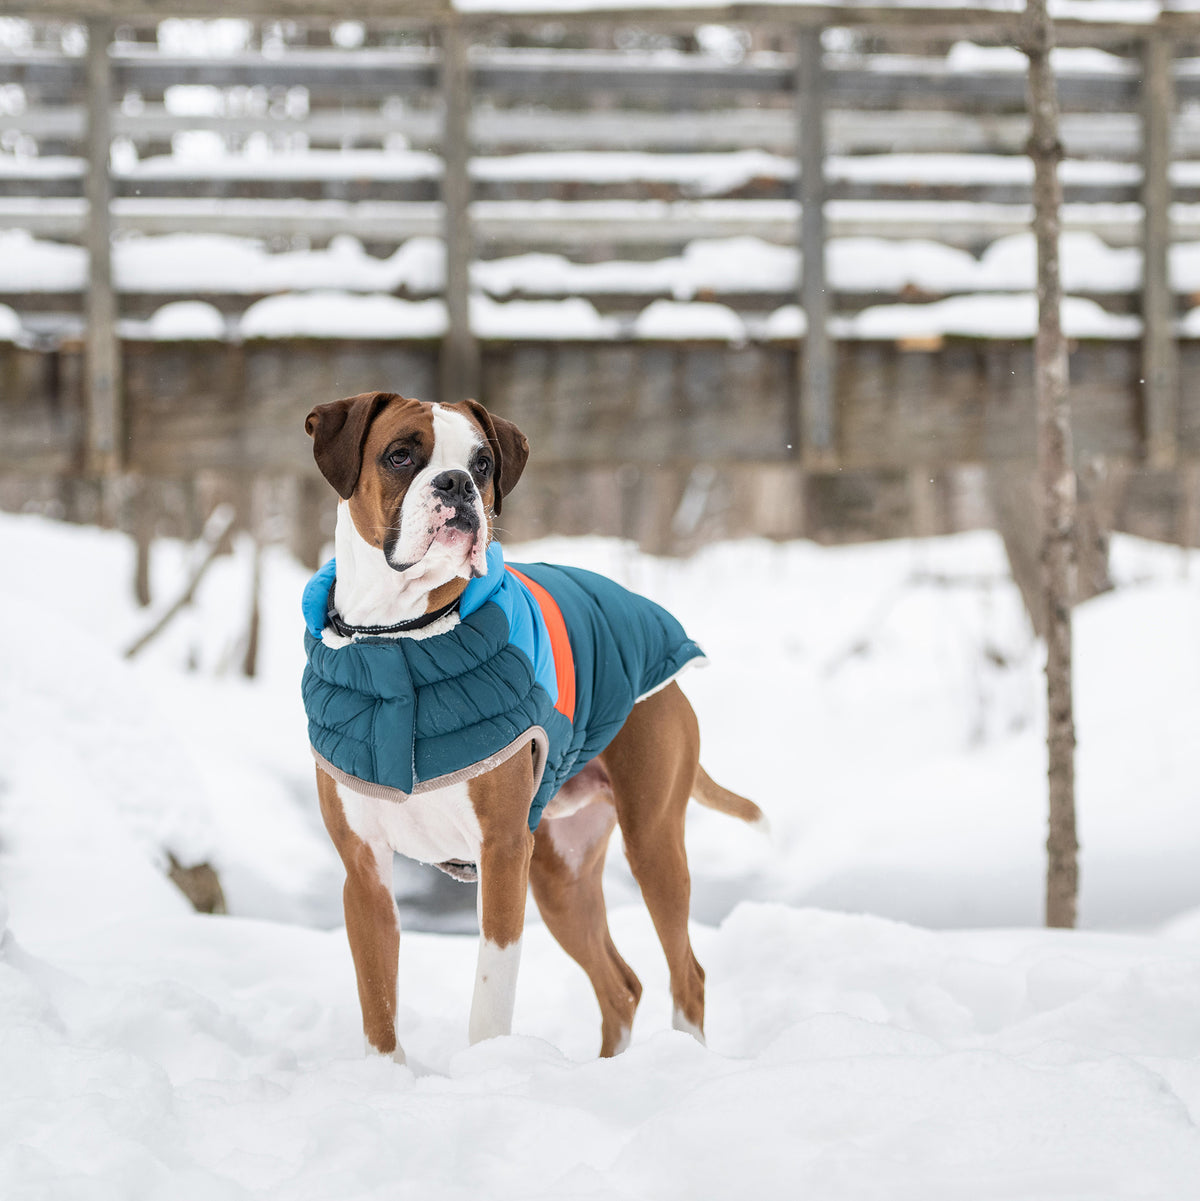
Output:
[431,469,476,503]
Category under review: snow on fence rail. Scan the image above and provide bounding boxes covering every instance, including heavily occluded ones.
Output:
[0,3,1193,478]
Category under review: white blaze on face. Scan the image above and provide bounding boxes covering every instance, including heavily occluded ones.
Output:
[388,404,490,580]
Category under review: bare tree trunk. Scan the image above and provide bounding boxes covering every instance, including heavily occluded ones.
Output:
[1024,0,1079,929]
[130,476,155,609]
[242,536,263,680]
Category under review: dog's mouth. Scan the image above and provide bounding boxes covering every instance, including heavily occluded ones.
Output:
[386,498,489,578]
[441,506,479,534]
[428,521,479,560]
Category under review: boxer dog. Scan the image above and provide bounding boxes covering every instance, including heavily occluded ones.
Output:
[302,392,764,1061]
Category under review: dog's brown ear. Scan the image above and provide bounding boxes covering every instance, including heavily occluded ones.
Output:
[305,392,396,499]
[455,399,529,515]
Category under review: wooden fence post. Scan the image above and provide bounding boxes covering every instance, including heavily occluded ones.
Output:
[797,26,834,468]
[1141,32,1177,468]
[439,18,480,404]
[84,16,121,476]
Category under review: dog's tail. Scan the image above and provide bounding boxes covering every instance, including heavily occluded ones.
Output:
[691,766,770,836]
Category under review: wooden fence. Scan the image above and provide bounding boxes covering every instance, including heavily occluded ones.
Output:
[2,2,1200,556]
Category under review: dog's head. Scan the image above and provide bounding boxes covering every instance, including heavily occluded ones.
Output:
[305,392,529,581]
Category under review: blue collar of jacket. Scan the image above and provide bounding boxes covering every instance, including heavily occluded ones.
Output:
[302,541,559,705]
[305,540,508,632]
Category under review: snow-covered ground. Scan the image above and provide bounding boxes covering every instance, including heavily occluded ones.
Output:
[3,509,1200,1197]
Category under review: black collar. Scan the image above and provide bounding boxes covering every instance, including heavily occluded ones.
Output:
[326,593,462,639]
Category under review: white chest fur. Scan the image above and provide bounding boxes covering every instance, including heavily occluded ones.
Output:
[336,778,483,867]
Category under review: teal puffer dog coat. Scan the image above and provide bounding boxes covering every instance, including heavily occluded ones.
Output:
[301,543,704,830]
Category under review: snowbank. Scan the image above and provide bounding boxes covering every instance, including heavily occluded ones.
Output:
[840,292,1143,340]
[121,300,227,340]
[472,294,619,340]
[241,291,447,339]
[634,299,746,341]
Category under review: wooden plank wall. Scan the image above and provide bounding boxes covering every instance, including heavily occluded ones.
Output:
[2,333,1195,559]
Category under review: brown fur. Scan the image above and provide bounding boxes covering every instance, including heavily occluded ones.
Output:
[598,682,708,1034]
[525,683,737,1050]
[317,768,402,1057]
[528,790,643,1056]
[424,576,470,615]
[467,752,537,949]
[692,764,764,825]
[346,397,436,551]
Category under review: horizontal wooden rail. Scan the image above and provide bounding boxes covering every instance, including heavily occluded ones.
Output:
[0,0,1197,47]
[0,49,1163,113]
[1,287,1157,325]
[4,105,1182,161]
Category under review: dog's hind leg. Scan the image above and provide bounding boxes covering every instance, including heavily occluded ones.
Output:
[600,682,707,1042]
[531,783,642,1057]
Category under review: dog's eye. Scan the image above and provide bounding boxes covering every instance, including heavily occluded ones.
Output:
[386,449,413,470]
[472,454,493,479]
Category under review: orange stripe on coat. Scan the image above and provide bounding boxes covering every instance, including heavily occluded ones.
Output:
[506,567,576,722]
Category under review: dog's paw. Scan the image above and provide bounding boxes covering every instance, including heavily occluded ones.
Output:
[672,1009,706,1045]
[363,1035,407,1066]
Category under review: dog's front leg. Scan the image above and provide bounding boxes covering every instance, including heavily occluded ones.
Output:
[467,756,536,1045]
[316,769,406,1062]
[469,828,534,1043]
